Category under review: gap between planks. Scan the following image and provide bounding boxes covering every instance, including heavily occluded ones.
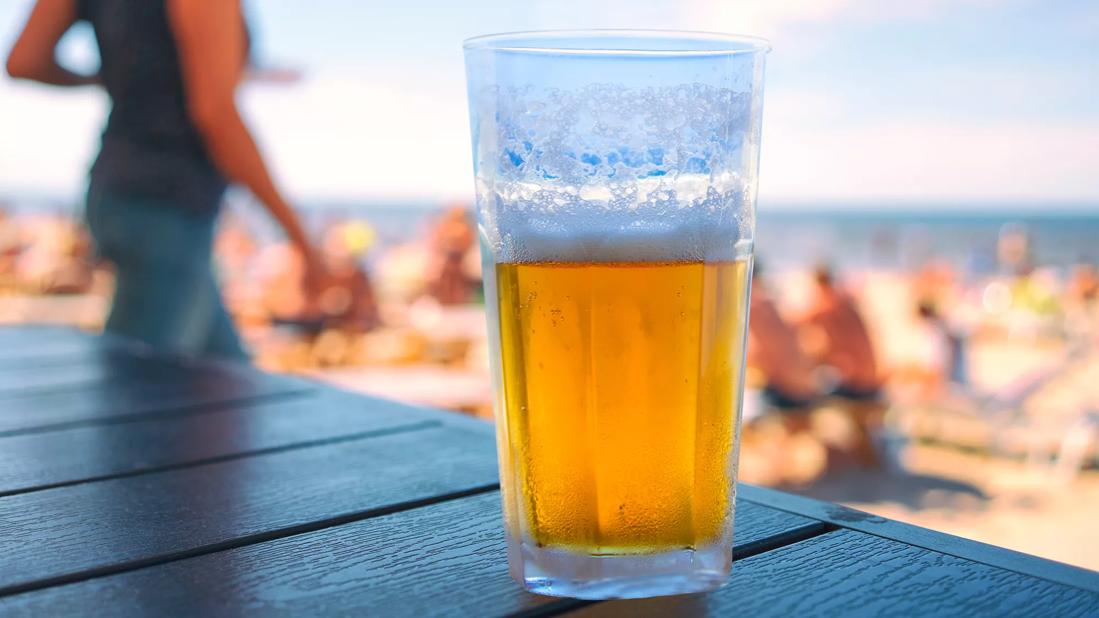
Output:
[0,481,502,597]
[0,388,313,439]
[0,420,440,499]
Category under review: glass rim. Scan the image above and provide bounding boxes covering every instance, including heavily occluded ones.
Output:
[462,29,771,56]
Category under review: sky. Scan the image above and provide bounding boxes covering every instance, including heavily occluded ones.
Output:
[0,0,1096,208]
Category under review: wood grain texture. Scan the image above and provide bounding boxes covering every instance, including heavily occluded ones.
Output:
[0,324,95,345]
[0,335,129,368]
[0,357,311,437]
[741,484,1099,594]
[570,529,1099,618]
[0,492,821,616]
[0,346,234,395]
[0,424,500,595]
[0,391,444,496]
[3,327,1088,617]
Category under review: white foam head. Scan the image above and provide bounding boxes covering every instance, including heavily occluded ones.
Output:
[472,83,759,263]
[479,173,753,263]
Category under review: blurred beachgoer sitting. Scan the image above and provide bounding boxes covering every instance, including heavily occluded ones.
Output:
[41,225,96,295]
[7,0,329,360]
[427,206,476,305]
[800,265,885,466]
[317,224,380,332]
[0,209,22,290]
[747,266,820,412]
[1065,262,1098,341]
[1066,262,1097,311]
[253,226,380,370]
[745,265,835,484]
[801,265,882,400]
[319,262,380,332]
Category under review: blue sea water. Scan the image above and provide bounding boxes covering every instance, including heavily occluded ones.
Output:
[753,208,1099,275]
[5,192,1096,274]
[293,202,1099,276]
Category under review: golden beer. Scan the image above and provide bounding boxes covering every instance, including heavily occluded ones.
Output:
[495,259,750,554]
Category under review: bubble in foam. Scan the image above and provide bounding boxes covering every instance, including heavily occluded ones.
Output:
[487,83,751,187]
[484,176,751,264]
[476,83,758,264]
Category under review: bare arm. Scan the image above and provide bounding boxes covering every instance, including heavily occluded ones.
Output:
[166,0,322,272]
[5,0,98,86]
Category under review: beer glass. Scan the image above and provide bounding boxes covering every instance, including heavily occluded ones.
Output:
[463,30,769,599]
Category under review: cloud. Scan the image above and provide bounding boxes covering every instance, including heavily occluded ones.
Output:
[249,73,1099,203]
[680,0,858,35]
[0,81,106,199]
[3,74,1097,205]
[0,71,475,203]
[240,72,473,201]
[760,117,1099,202]
[680,0,1020,34]
[0,0,1092,206]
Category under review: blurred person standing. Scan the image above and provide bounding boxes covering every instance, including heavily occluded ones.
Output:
[6,0,328,359]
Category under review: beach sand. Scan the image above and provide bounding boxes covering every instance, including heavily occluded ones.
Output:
[797,443,1099,571]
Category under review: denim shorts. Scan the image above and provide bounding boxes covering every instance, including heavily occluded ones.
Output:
[86,188,247,360]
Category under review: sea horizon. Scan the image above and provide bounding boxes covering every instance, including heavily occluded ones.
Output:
[2,189,1096,219]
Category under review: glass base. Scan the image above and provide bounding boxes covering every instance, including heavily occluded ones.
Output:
[515,541,731,600]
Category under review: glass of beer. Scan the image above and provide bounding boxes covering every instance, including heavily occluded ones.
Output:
[463,30,769,599]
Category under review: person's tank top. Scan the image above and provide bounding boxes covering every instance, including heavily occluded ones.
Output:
[78,0,227,210]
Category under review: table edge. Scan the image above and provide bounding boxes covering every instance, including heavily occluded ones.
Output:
[739,484,1099,594]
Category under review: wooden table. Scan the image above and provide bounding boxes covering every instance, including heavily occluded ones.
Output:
[0,325,1096,616]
